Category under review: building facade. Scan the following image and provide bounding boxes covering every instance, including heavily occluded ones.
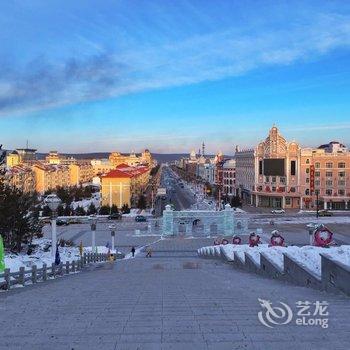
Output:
[222,159,236,197]
[235,126,350,210]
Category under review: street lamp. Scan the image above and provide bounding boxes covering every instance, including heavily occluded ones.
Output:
[45,194,62,258]
[108,224,116,254]
[89,215,97,253]
[306,223,316,246]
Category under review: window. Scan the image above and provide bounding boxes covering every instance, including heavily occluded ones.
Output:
[326,180,333,186]
[315,171,320,177]
[272,176,276,183]
[326,162,333,168]
[285,197,291,205]
[291,160,296,176]
[306,168,310,174]
[338,180,345,186]
[326,171,333,177]
[259,160,263,175]
[326,189,332,196]
[265,176,269,182]
[339,171,345,178]
[306,159,310,164]
[315,162,320,169]
[305,189,310,195]
[290,187,296,193]
[306,178,310,183]
[280,177,286,184]
[338,189,345,196]
[315,180,320,186]
[338,162,346,168]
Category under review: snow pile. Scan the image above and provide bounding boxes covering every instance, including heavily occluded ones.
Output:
[71,193,101,211]
[2,238,109,274]
[199,243,350,278]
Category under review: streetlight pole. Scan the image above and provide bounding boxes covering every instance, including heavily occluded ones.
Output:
[90,216,97,253]
[109,224,116,253]
[316,191,319,219]
[45,194,62,258]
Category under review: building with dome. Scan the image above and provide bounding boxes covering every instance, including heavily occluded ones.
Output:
[235,126,350,210]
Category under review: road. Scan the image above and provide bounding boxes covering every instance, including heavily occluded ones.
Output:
[155,165,196,216]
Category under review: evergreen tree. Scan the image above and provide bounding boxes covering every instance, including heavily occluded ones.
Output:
[57,204,65,217]
[64,205,72,216]
[110,204,119,214]
[75,206,86,216]
[42,205,52,217]
[121,203,130,214]
[230,196,242,208]
[87,203,97,215]
[137,194,147,210]
[99,205,110,215]
[0,183,41,252]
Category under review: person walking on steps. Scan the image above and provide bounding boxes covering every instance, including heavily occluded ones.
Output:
[146,247,152,258]
[131,246,136,258]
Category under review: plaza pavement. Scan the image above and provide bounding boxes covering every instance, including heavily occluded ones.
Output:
[1,238,350,350]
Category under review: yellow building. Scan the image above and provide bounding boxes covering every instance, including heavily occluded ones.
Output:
[32,163,71,193]
[91,159,116,176]
[100,169,133,208]
[6,151,20,168]
[109,149,153,167]
[100,164,151,208]
[5,165,35,193]
[69,161,94,186]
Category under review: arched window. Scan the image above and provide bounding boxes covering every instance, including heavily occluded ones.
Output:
[305,189,310,195]
[338,162,346,168]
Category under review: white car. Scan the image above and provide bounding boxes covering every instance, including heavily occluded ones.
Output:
[271,209,285,214]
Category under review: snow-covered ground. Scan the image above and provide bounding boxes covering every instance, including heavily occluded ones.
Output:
[251,215,350,225]
[70,192,101,211]
[199,243,350,278]
[2,238,115,274]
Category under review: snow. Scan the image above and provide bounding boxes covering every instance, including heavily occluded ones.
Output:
[1,238,110,274]
[200,243,350,278]
[70,193,101,211]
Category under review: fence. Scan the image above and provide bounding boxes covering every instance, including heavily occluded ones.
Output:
[0,253,109,291]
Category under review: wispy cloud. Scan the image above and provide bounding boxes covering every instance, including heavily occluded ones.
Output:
[1,6,350,117]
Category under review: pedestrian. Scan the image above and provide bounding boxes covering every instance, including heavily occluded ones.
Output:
[146,247,152,258]
[131,246,136,257]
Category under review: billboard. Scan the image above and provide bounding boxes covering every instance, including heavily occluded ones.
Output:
[263,159,285,176]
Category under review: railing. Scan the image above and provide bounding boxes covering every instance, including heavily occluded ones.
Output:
[0,252,109,291]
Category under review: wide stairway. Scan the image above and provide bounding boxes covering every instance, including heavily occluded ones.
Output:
[1,238,349,350]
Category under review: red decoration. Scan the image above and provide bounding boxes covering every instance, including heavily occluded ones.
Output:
[314,225,333,247]
[232,236,241,245]
[270,230,285,246]
[249,233,261,247]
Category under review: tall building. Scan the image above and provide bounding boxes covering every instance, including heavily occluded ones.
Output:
[6,148,37,168]
[235,126,350,210]
[4,165,35,193]
[222,159,236,197]
[69,161,94,186]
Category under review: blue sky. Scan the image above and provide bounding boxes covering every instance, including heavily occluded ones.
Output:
[1,0,350,154]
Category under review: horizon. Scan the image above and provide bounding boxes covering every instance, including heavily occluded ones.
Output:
[1,0,350,153]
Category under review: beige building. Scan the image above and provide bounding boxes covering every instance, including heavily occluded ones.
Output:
[235,126,350,210]
[91,159,116,176]
[109,149,153,167]
[32,163,71,193]
[5,165,35,193]
[6,148,37,168]
[100,164,151,208]
[69,161,94,186]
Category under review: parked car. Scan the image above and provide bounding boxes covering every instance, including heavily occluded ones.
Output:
[318,210,333,217]
[135,215,147,222]
[108,213,122,220]
[56,219,69,226]
[271,209,285,214]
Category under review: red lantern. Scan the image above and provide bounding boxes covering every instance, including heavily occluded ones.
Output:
[222,238,229,245]
[232,236,241,245]
[270,230,285,247]
[249,232,260,247]
[314,225,333,247]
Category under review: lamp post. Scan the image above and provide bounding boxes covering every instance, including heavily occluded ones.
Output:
[89,215,97,253]
[306,223,316,246]
[45,194,62,258]
[108,224,116,253]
